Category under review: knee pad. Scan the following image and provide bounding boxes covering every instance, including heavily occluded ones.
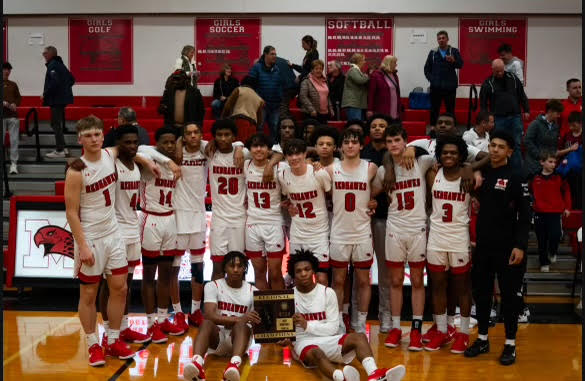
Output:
[191,262,204,284]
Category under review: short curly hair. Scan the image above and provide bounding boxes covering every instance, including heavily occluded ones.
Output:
[287,249,319,279]
[434,134,468,165]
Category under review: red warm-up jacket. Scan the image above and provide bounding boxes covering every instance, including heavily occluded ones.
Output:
[530,173,572,213]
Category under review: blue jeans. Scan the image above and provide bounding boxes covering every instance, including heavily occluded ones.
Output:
[211,99,224,119]
[344,107,364,122]
[494,115,524,169]
[261,103,281,142]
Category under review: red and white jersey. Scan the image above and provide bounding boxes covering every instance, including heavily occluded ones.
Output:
[294,283,341,338]
[330,159,372,244]
[115,159,140,242]
[427,168,471,253]
[140,163,176,214]
[174,147,208,213]
[375,155,435,234]
[278,165,331,243]
[209,150,246,225]
[204,278,256,324]
[79,149,118,240]
[244,160,283,225]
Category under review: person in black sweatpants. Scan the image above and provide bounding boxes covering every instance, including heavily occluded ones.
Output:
[464,130,530,366]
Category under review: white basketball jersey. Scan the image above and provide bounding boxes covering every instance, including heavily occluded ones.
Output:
[140,163,176,214]
[174,147,208,213]
[427,168,471,253]
[279,165,331,243]
[294,284,340,338]
[209,151,246,225]
[376,155,434,234]
[115,159,141,242]
[244,160,283,225]
[79,149,118,240]
[330,160,372,243]
[204,278,255,323]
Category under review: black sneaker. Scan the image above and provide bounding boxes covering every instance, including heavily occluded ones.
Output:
[464,338,490,358]
[499,344,516,365]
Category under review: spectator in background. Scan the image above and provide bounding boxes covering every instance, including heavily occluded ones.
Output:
[42,46,75,159]
[523,99,564,179]
[299,60,333,123]
[424,31,463,128]
[558,111,582,209]
[342,53,369,121]
[498,44,524,85]
[212,64,239,119]
[275,55,298,119]
[290,35,319,83]
[173,45,200,87]
[559,78,582,137]
[222,75,265,143]
[367,55,401,122]
[249,45,283,140]
[158,70,205,129]
[463,111,495,153]
[480,59,529,169]
[327,60,345,120]
[3,62,21,174]
[301,118,319,145]
[103,107,150,147]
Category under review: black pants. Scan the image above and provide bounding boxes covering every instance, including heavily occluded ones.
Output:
[50,105,66,151]
[534,213,562,266]
[472,248,526,340]
[567,171,582,210]
[430,88,456,126]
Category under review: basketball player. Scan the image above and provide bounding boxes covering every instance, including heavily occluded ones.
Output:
[279,138,332,285]
[280,250,406,381]
[139,126,186,342]
[244,133,286,290]
[326,127,378,334]
[65,116,157,365]
[372,125,434,351]
[424,135,473,353]
[183,251,259,381]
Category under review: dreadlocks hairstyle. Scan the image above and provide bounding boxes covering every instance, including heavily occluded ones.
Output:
[287,249,319,278]
[435,134,469,165]
[222,251,249,275]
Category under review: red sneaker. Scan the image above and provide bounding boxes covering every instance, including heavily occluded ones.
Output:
[88,343,105,367]
[148,322,168,344]
[422,324,437,343]
[408,329,423,351]
[384,328,402,348]
[183,359,206,381]
[120,327,151,344]
[450,332,469,354]
[175,312,189,333]
[342,313,351,333]
[223,362,240,381]
[424,330,449,351]
[367,366,407,381]
[446,324,456,344]
[160,318,185,336]
[105,339,135,360]
[188,310,204,327]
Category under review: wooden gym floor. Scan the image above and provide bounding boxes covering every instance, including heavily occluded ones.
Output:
[2,310,581,381]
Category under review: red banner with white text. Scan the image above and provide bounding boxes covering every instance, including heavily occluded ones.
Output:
[326,17,393,73]
[69,17,133,84]
[195,18,261,85]
[458,17,527,85]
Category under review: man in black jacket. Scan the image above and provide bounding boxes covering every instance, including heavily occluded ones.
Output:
[479,59,530,170]
[464,130,531,366]
[42,46,75,158]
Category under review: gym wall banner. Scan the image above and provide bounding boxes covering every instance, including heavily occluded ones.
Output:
[458,17,527,85]
[195,18,261,85]
[326,17,394,73]
[68,17,133,84]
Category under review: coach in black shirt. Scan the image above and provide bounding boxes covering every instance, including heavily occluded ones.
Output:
[465,130,530,366]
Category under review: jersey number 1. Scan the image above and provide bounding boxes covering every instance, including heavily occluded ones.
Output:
[103,189,112,207]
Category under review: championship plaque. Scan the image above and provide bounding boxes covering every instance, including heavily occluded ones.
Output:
[253,289,296,343]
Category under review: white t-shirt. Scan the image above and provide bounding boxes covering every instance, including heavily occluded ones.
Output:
[462,129,490,153]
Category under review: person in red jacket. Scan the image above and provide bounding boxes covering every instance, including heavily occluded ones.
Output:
[530,151,572,272]
[559,78,582,137]
[366,55,401,122]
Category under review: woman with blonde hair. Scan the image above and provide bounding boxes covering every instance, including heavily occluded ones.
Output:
[299,59,333,123]
[341,53,369,121]
[367,55,401,122]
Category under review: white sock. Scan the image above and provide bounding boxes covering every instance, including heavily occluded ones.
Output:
[391,316,401,330]
[460,316,470,335]
[332,369,344,381]
[107,329,120,345]
[357,311,367,325]
[120,315,129,331]
[447,315,455,327]
[505,339,516,346]
[147,313,157,328]
[172,303,183,314]
[191,300,201,314]
[362,356,377,376]
[230,355,242,368]
[436,313,448,334]
[86,333,98,348]
[158,308,168,323]
[478,334,488,341]
[193,354,204,366]
[412,315,423,321]
[103,320,109,332]
[342,303,350,314]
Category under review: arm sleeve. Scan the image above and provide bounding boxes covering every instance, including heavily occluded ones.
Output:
[348,68,369,85]
[513,175,531,251]
[407,139,428,150]
[203,281,218,304]
[305,288,341,336]
[367,75,377,111]
[462,131,473,146]
[14,84,22,106]
[513,61,524,85]
[248,64,259,79]
[137,145,171,164]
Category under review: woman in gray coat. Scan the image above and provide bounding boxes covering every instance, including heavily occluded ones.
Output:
[341,53,369,121]
[299,59,333,123]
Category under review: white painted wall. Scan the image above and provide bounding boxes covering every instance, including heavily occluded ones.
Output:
[6,15,582,99]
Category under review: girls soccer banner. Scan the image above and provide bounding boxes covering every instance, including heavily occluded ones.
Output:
[458,17,527,85]
[326,17,393,72]
[68,17,133,84]
[195,18,261,85]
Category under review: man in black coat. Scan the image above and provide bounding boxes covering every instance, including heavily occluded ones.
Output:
[42,46,75,158]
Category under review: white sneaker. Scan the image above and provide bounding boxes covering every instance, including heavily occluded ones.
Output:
[518,307,530,323]
[549,254,557,264]
[490,308,497,319]
[45,150,66,158]
[540,265,550,272]
[9,163,18,174]
[385,364,407,381]
[342,365,360,381]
